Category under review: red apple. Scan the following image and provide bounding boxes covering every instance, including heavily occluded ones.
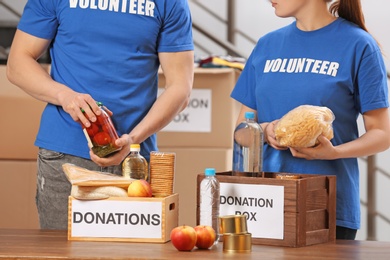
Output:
[170,225,197,251]
[127,180,152,197]
[194,225,216,249]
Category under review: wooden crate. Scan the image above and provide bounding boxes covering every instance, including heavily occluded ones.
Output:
[197,172,336,247]
[68,193,178,243]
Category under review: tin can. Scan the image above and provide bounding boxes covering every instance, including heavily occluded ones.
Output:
[219,214,248,234]
[222,233,252,252]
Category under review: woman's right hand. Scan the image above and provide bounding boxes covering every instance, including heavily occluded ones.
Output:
[264,120,288,150]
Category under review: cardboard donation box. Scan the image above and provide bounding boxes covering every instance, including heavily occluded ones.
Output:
[197,172,336,247]
[68,193,178,243]
[156,68,241,227]
[0,64,48,159]
[157,68,240,148]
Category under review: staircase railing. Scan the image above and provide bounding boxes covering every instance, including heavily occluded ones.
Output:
[363,155,390,240]
[0,0,21,18]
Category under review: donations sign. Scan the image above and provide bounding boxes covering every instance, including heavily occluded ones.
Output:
[70,199,163,239]
[220,183,284,239]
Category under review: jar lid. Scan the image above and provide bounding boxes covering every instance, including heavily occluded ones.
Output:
[80,101,103,112]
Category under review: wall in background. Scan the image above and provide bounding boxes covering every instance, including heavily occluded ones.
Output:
[0,0,25,22]
[1,0,389,241]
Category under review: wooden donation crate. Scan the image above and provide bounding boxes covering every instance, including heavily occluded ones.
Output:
[68,193,178,243]
[197,172,336,247]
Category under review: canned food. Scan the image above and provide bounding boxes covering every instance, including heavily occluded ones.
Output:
[81,102,121,158]
[219,214,248,234]
[222,233,252,252]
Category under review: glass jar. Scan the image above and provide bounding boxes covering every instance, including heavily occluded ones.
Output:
[81,102,121,158]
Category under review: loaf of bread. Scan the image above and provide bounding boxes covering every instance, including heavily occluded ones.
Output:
[274,105,335,148]
[62,163,133,188]
[71,185,128,200]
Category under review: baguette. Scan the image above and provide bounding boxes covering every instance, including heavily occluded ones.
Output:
[71,185,128,200]
[62,163,133,188]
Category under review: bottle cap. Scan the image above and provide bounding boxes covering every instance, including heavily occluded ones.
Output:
[204,168,216,176]
[130,144,141,151]
[244,111,255,119]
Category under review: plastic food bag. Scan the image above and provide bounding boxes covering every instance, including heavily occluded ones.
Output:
[62,163,133,188]
[274,105,335,148]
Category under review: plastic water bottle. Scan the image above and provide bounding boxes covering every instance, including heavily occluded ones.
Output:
[232,111,264,177]
[199,168,220,244]
[122,144,149,181]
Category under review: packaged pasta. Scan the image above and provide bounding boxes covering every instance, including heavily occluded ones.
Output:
[274,105,335,148]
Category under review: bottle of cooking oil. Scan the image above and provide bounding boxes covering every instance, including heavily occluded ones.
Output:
[122,144,149,181]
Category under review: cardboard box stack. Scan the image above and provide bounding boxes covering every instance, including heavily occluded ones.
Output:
[157,68,241,227]
[0,65,48,228]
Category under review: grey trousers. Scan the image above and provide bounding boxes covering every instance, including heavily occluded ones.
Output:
[36,148,122,230]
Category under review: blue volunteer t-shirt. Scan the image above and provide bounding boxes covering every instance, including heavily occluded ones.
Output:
[17,0,194,160]
[231,18,389,230]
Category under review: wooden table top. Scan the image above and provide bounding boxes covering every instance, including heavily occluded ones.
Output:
[0,229,389,260]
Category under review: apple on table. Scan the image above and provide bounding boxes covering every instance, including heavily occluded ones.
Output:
[194,225,217,249]
[170,225,217,251]
[170,225,197,251]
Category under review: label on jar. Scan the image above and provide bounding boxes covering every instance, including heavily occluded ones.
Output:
[83,128,94,149]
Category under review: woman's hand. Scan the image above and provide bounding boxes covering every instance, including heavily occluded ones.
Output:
[264,120,288,150]
[289,135,337,160]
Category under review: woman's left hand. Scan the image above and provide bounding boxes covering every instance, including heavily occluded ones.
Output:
[289,135,337,160]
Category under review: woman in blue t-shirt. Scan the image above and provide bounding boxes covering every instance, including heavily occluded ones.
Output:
[231,0,390,240]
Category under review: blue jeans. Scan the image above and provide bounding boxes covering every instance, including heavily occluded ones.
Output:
[336,226,357,240]
[36,148,122,230]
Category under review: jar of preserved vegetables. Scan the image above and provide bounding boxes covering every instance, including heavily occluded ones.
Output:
[81,102,121,158]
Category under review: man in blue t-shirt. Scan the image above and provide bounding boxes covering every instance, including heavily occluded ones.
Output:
[7,0,194,229]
